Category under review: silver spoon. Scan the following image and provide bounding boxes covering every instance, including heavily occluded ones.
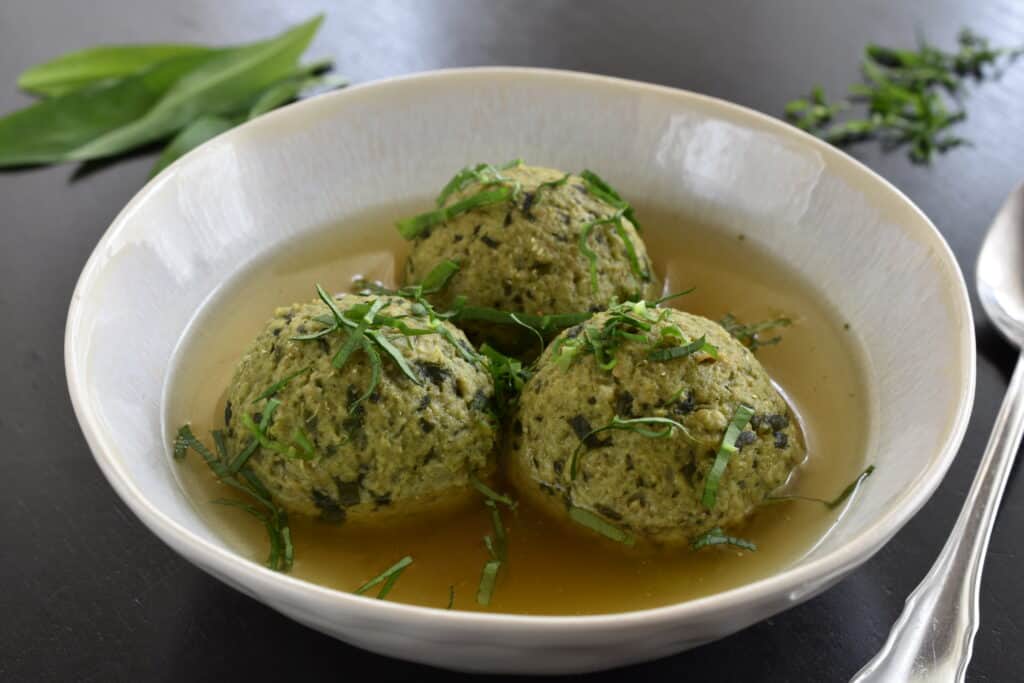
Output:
[852,184,1024,682]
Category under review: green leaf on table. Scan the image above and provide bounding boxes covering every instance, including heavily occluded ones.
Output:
[248,70,347,119]
[0,14,324,167]
[149,113,239,177]
[18,44,218,97]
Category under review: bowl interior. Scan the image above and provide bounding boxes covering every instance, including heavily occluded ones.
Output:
[66,69,973,628]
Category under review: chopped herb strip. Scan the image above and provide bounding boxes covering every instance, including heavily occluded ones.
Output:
[434,161,522,207]
[580,169,641,232]
[485,500,507,561]
[398,185,516,239]
[446,585,455,610]
[719,313,792,352]
[366,328,422,384]
[578,211,625,293]
[510,312,544,355]
[476,497,509,607]
[251,366,312,403]
[766,465,875,509]
[691,527,757,552]
[419,259,460,293]
[702,404,756,509]
[569,415,693,480]
[227,439,258,474]
[568,506,635,546]
[785,28,1022,163]
[241,402,315,461]
[211,429,229,463]
[476,559,502,606]
[648,335,719,361]
[175,425,292,571]
[355,555,413,599]
[480,343,531,416]
[295,286,452,403]
[451,303,591,335]
[650,288,696,306]
[470,473,518,509]
[533,172,570,205]
[551,299,709,373]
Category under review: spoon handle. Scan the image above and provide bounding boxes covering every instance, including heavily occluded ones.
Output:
[851,352,1024,683]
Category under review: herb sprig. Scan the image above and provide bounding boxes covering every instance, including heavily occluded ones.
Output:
[0,16,345,175]
[785,28,1023,163]
[174,425,293,571]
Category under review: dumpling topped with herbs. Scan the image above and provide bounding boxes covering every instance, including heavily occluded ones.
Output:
[223,290,497,522]
[398,162,657,346]
[508,301,805,547]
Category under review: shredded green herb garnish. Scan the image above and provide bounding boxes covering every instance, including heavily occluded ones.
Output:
[702,403,755,509]
[510,312,544,356]
[476,499,508,606]
[398,184,517,239]
[691,527,757,552]
[419,259,460,293]
[647,334,719,361]
[551,298,705,372]
[719,313,791,352]
[569,415,694,480]
[766,465,876,509]
[580,169,641,232]
[174,424,293,571]
[355,555,413,599]
[294,285,464,403]
[568,506,635,546]
[251,366,311,403]
[785,28,1023,163]
[479,343,531,416]
[534,172,570,204]
[470,473,517,509]
[450,302,591,335]
[476,560,502,607]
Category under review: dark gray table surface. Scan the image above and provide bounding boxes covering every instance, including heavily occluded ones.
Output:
[2,1,1022,681]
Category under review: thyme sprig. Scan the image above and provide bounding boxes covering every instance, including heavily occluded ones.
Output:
[174,425,293,571]
[785,28,1023,163]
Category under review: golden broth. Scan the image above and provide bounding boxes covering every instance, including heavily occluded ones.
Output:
[166,201,871,615]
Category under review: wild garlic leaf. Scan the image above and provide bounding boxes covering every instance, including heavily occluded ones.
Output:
[149,113,240,177]
[0,15,323,166]
[69,15,324,161]
[18,44,218,97]
[0,51,216,167]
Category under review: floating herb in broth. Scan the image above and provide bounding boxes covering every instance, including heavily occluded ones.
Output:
[166,200,872,615]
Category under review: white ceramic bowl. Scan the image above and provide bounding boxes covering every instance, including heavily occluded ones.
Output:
[65,68,975,674]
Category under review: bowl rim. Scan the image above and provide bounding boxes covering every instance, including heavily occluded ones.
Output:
[65,66,976,631]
